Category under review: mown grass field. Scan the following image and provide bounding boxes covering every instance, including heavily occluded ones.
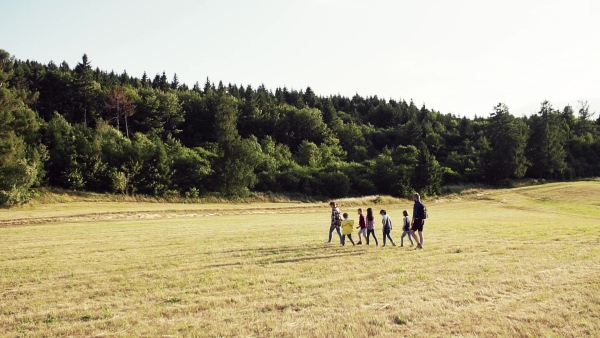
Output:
[1,182,599,337]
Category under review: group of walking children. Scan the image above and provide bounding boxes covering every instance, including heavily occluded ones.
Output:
[328,193,426,249]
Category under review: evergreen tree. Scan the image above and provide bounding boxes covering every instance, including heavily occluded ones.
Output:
[485,103,529,183]
[526,101,568,178]
[74,54,94,125]
[159,71,168,91]
[211,91,261,196]
[171,73,179,90]
[413,143,441,196]
[141,71,149,87]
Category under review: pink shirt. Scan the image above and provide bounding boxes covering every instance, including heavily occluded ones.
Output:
[366,219,375,230]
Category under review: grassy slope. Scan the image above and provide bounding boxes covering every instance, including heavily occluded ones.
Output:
[1,182,599,337]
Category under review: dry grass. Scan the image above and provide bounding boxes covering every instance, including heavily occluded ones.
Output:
[1,182,599,337]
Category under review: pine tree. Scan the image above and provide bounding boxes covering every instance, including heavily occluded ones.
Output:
[413,143,441,196]
[159,71,168,91]
[74,54,93,125]
[211,91,261,195]
[485,103,529,183]
[141,71,149,86]
[171,73,179,90]
[527,101,568,178]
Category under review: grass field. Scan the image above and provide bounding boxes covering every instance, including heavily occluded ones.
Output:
[1,182,599,337]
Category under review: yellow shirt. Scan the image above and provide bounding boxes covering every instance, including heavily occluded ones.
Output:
[341,219,354,235]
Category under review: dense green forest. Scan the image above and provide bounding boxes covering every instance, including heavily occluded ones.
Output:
[1,49,599,206]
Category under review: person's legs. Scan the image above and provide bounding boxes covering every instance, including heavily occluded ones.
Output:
[357,230,363,244]
[382,230,387,246]
[348,234,355,245]
[400,231,405,246]
[418,231,424,248]
[386,232,396,246]
[373,232,379,246]
[341,234,346,246]
[328,225,335,243]
[411,230,420,247]
[336,226,342,244]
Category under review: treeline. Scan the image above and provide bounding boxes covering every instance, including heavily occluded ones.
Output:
[1,50,599,206]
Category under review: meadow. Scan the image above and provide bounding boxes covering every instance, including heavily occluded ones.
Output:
[1,182,599,337]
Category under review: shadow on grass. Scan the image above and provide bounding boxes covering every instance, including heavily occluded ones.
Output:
[209,243,332,256]
[270,251,361,264]
[203,243,360,268]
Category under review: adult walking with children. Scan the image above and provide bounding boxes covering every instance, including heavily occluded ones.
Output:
[411,193,426,249]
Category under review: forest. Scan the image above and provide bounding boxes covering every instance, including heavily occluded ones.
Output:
[1,49,599,207]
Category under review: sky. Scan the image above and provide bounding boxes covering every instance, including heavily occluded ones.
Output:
[2,0,599,118]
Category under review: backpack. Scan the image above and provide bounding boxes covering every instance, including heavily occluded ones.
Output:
[386,216,392,230]
[403,217,410,231]
[421,204,428,219]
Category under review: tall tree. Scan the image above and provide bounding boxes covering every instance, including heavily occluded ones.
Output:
[211,91,261,195]
[74,54,94,125]
[159,71,168,91]
[413,143,441,196]
[526,101,568,178]
[485,103,529,183]
[0,50,46,206]
[171,73,179,90]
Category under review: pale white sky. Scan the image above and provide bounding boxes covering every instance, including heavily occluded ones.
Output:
[2,0,599,118]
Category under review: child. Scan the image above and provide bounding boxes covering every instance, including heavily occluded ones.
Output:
[340,212,356,246]
[401,210,414,247]
[380,209,396,247]
[366,208,378,246]
[356,208,367,245]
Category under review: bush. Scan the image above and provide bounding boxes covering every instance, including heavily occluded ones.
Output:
[317,171,350,198]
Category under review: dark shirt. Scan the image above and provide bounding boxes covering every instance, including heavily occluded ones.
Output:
[413,201,424,219]
[359,214,366,228]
